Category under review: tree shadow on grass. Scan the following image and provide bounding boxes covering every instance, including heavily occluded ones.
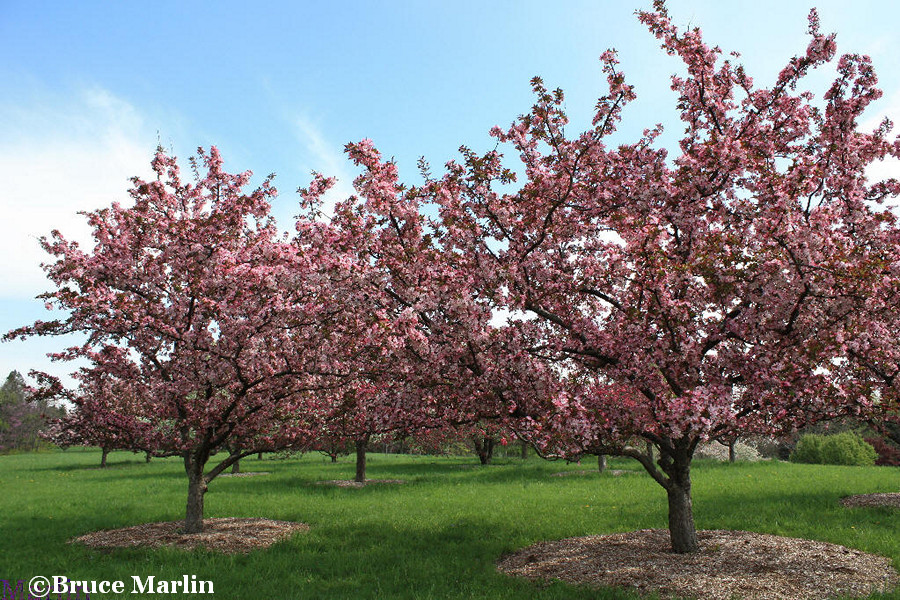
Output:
[354,459,566,482]
[244,518,646,600]
[32,458,150,472]
[12,510,644,599]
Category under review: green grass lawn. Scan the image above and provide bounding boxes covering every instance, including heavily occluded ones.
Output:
[1,449,898,599]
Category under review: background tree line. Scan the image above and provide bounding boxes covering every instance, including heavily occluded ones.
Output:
[0,370,64,453]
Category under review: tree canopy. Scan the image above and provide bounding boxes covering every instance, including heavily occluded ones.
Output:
[6,2,900,551]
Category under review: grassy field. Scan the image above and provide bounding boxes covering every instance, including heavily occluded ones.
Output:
[1,449,899,599]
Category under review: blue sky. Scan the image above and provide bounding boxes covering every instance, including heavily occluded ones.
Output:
[2,1,900,387]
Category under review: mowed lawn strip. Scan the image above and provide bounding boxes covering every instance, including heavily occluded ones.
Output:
[1,448,898,599]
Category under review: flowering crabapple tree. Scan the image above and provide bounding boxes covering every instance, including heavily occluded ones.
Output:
[6,147,342,533]
[295,179,480,483]
[298,141,556,478]
[459,420,512,465]
[425,2,900,553]
[41,373,160,467]
[295,178,449,485]
[313,382,399,483]
[312,424,354,463]
[836,224,900,453]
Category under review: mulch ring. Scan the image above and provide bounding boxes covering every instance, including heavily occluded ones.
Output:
[551,470,632,477]
[315,479,405,488]
[217,471,270,478]
[497,529,898,600]
[72,518,308,554]
[841,492,900,509]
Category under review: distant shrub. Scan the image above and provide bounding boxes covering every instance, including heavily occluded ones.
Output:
[865,437,900,466]
[790,434,825,464]
[821,432,877,466]
[790,432,876,466]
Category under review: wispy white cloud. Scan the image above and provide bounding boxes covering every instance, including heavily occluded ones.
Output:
[0,87,156,385]
[0,87,156,300]
[292,114,357,218]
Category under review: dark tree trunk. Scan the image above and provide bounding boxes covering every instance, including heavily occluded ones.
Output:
[100,447,109,468]
[521,440,528,460]
[473,435,495,465]
[330,453,338,463]
[231,458,240,474]
[145,451,152,463]
[355,436,369,483]
[185,479,206,534]
[257,452,263,460]
[646,441,654,462]
[667,482,698,553]
[661,451,698,553]
[728,440,737,463]
[598,454,607,473]
[183,454,208,534]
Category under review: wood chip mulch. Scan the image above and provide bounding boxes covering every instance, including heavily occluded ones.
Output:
[497,529,898,600]
[840,492,900,508]
[217,471,270,478]
[72,518,309,554]
[314,479,406,488]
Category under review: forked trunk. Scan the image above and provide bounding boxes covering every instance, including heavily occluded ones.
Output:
[355,436,368,483]
[639,441,700,553]
[473,435,495,465]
